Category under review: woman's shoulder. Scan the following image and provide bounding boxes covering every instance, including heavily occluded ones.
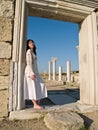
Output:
[26,49,31,54]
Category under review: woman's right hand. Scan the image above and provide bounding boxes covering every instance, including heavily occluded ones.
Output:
[30,75,36,80]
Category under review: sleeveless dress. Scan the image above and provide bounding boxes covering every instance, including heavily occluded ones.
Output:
[24,49,48,100]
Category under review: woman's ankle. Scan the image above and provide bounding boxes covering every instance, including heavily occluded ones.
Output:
[34,104,43,109]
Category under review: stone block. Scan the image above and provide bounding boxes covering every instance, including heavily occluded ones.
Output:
[9,111,44,120]
[0,59,10,76]
[0,76,9,90]
[0,89,8,118]
[44,112,84,130]
[0,42,11,59]
[0,0,14,18]
[0,18,13,42]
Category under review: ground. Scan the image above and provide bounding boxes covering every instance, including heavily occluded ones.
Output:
[0,81,98,130]
[0,118,49,130]
[0,111,98,130]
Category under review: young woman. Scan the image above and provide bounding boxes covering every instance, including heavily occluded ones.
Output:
[24,39,48,109]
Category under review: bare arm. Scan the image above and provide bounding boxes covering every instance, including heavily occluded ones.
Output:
[26,50,36,80]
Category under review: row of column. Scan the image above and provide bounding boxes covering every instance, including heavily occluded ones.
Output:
[48,57,71,82]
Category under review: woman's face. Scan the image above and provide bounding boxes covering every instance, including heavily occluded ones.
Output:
[28,41,34,49]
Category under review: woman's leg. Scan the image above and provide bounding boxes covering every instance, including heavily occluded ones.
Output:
[32,99,43,109]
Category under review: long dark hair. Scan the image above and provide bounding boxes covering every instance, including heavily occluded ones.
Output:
[26,39,37,55]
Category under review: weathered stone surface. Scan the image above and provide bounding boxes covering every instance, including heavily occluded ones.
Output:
[0,0,14,18]
[9,111,44,120]
[0,89,8,118]
[0,18,13,42]
[44,112,84,130]
[0,59,10,76]
[0,76,9,90]
[0,42,11,59]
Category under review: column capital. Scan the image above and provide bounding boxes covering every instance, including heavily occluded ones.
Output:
[48,61,52,64]
[76,45,79,51]
[51,57,57,62]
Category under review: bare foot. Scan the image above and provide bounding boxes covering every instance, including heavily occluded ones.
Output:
[34,105,43,110]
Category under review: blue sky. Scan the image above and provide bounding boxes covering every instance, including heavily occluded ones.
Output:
[27,16,79,73]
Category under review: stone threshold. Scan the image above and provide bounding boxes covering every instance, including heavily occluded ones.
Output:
[9,102,98,120]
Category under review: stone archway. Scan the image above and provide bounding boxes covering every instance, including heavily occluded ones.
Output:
[10,0,98,111]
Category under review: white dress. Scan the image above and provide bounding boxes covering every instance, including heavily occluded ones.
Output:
[24,49,48,100]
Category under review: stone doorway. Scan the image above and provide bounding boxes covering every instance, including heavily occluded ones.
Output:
[10,0,98,111]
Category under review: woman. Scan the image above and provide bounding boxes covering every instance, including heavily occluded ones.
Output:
[24,39,48,109]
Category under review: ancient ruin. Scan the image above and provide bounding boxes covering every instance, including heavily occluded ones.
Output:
[0,0,98,119]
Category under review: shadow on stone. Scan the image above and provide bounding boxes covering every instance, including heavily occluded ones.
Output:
[25,88,80,107]
[79,114,93,129]
[48,89,79,105]
[25,98,55,108]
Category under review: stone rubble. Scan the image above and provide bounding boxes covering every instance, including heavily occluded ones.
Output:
[44,112,84,130]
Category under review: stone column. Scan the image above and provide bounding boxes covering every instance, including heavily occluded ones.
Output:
[66,61,71,82]
[58,66,62,81]
[48,61,51,80]
[71,75,74,82]
[79,12,98,105]
[51,57,57,80]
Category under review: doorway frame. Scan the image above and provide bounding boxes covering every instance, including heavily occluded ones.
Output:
[10,0,98,111]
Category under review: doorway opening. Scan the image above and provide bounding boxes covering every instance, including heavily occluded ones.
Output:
[11,0,98,111]
[25,16,79,108]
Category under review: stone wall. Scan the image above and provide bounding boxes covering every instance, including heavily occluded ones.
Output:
[0,0,14,118]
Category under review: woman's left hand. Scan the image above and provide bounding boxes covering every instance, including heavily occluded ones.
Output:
[30,75,36,80]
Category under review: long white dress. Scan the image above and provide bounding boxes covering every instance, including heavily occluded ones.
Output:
[24,49,48,100]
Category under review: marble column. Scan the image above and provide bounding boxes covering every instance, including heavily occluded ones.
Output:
[71,75,74,82]
[58,66,62,81]
[51,57,57,80]
[66,61,71,82]
[48,61,51,80]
